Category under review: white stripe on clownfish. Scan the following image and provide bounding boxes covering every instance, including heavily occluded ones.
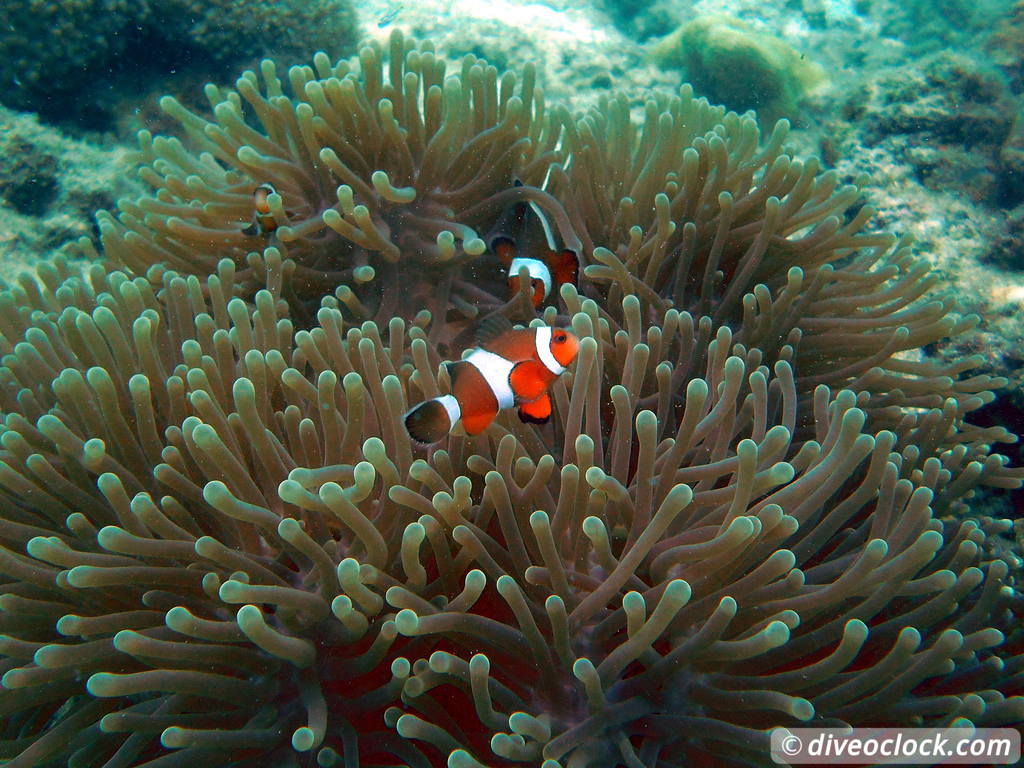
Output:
[530,153,573,249]
[534,326,563,375]
[508,257,553,299]
[464,348,516,409]
[435,394,462,426]
[528,199,558,252]
[242,183,280,237]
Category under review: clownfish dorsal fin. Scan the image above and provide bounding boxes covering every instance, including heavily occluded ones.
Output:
[475,314,514,348]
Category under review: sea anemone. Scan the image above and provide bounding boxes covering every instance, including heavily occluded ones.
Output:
[1,31,1022,768]
[94,31,572,334]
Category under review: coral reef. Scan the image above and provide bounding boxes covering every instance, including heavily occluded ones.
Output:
[1,31,1022,768]
[999,110,1024,207]
[594,0,677,42]
[650,16,826,123]
[0,104,141,277]
[990,0,1024,94]
[0,0,358,129]
[870,0,983,52]
[0,138,59,218]
[988,202,1024,273]
[843,53,1015,205]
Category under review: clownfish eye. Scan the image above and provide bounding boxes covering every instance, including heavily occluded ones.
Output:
[553,332,567,343]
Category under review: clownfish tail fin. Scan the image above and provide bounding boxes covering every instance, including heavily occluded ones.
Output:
[404,395,460,444]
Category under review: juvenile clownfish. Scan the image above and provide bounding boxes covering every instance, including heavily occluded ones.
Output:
[496,236,579,309]
[404,325,579,444]
[489,184,578,309]
[241,183,279,236]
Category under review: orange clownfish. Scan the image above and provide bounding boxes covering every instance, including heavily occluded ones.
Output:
[496,237,579,309]
[404,325,579,444]
[489,185,578,309]
[242,183,279,236]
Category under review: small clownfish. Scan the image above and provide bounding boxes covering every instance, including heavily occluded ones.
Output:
[489,184,578,309]
[496,236,579,309]
[404,325,579,444]
[242,183,279,236]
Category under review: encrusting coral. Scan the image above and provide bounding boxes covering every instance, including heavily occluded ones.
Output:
[1,30,1022,768]
[649,16,827,123]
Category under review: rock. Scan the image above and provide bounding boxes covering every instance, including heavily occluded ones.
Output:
[0,138,59,217]
[0,0,359,131]
[999,110,1024,207]
[0,104,139,276]
[983,203,1024,271]
[847,53,1015,203]
[990,0,1024,94]
[651,15,827,123]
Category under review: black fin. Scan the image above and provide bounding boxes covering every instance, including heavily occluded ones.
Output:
[241,221,259,236]
[442,359,469,387]
[492,235,516,266]
[404,399,452,444]
[483,179,529,253]
[517,406,550,425]
[475,314,514,347]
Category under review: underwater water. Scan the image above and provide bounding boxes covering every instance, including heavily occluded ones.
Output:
[0,0,1023,766]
